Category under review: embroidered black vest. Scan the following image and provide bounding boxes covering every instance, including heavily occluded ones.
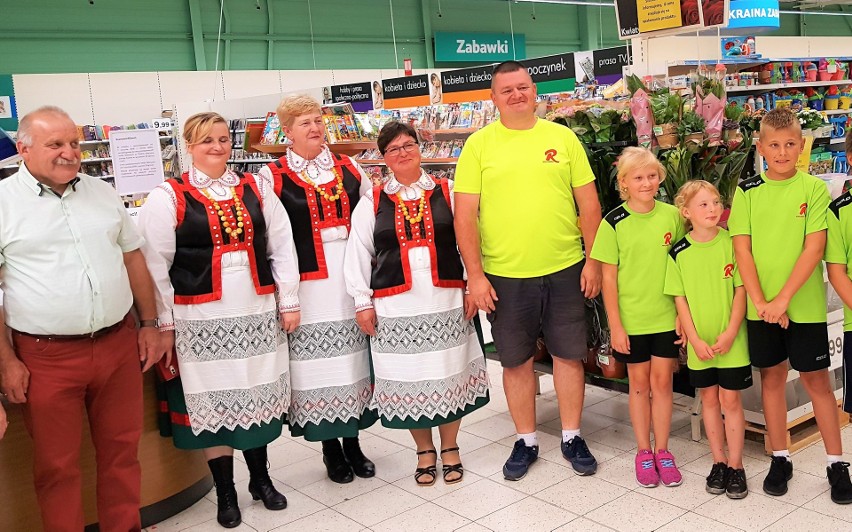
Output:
[371,178,465,297]
[267,153,362,280]
[168,173,275,304]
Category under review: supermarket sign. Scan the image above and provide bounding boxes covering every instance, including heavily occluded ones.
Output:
[726,0,779,30]
[435,32,526,62]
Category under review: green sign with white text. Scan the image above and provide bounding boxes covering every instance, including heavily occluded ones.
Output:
[434,32,526,63]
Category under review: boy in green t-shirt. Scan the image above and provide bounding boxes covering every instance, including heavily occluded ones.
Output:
[825,129,852,498]
[665,181,751,500]
[728,108,852,504]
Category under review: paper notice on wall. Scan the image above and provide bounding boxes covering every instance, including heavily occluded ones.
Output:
[110,129,165,195]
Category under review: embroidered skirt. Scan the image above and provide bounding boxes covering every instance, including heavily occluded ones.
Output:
[159,252,289,449]
[371,264,490,429]
[288,238,378,441]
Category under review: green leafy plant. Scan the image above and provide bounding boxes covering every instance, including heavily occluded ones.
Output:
[657,131,754,207]
[650,90,682,125]
[677,110,706,138]
[626,74,648,96]
[724,103,744,122]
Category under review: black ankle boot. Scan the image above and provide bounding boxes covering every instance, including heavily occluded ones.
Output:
[243,446,287,511]
[207,456,242,528]
[322,438,354,484]
[342,436,376,478]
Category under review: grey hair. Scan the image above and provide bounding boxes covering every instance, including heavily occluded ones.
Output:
[17,106,73,147]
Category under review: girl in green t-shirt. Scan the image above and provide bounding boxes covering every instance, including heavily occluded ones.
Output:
[667,180,755,500]
[591,147,685,489]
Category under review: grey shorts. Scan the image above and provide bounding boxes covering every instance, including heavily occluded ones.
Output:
[485,262,587,368]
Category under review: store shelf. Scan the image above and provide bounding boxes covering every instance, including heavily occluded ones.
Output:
[830,138,845,145]
[228,158,277,163]
[83,174,114,179]
[727,80,852,93]
[79,139,109,146]
[82,157,112,163]
[421,128,478,135]
[825,109,852,115]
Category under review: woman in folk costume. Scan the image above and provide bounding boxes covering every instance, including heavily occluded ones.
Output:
[139,112,300,528]
[258,95,377,484]
[344,122,490,486]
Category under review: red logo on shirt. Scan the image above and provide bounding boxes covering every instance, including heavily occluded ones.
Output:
[799,202,808,217]
[723,264,734,279]
[663,232,672,246]
[544,149,559,163]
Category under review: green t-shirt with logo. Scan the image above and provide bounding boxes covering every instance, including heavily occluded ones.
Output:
[454,119,596,278]
[590,200,684,335]
[664,229,750,370]
[727,171,829,323]
[825,191,852,332]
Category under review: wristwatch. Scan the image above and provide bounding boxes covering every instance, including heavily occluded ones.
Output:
[139,318,160,329]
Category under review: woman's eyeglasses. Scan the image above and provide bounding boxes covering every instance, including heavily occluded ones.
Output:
[384,142,419,157]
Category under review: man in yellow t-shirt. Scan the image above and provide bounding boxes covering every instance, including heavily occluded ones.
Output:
[454,61,602,481]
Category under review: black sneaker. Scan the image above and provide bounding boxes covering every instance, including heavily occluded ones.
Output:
[502,439,538,481]
[762,456,793,496]
[827,461,852,504]
[705,462,728,495]
[561,436,598,476]
[726,467,749,499]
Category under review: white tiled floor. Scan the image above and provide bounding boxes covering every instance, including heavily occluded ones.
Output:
[147,361,852,532]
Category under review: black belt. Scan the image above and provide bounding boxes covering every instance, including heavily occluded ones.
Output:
[12,319,125,341]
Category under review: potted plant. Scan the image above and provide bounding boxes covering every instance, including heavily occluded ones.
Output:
[651,90,682,148]
[723,103,744,145]
[678,110,706,144]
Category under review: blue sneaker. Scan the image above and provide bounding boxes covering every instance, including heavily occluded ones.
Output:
[503,440,539,481]
[561,436,598,476]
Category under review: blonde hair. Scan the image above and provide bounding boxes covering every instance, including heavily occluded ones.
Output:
[674,180,721,230]
[183,112,227,145]
[760,107,801,137]
[616,147,666,200]
[276,94,322,128]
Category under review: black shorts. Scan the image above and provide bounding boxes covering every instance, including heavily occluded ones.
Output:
[485,262,586,368]
[843,331,852,414]
[612,330,679,364]
[690,365,753,390]
[746,320,830,373]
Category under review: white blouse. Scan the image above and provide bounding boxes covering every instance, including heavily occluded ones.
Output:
[344,172,455,311]
[138,168,301,328]
[256,146,373,245]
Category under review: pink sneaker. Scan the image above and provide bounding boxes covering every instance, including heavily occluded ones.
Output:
[635,450,659,488]
[655,449,683,487]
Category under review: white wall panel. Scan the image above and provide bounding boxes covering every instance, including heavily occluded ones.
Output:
[89,72,161,125]
[279,70,335,93]
[158,71,226,112]
[12,73,94,124]
[330,69,384,85]
[220,70,282,99]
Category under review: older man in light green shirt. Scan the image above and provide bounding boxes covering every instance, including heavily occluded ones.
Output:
[0,106,168,531]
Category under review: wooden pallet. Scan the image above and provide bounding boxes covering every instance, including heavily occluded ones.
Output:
[745,400,850,454]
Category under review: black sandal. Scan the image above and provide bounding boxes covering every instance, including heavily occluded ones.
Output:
[414,449,437,486]
[441,447,464,484]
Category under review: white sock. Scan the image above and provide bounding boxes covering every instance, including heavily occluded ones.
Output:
[518,432,538,447]
[772,450,790,460]
[562,428,581,443]
[827,454,843,465]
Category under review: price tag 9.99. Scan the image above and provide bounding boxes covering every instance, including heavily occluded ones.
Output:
[151,118,173,130]
[827,321,844,372]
